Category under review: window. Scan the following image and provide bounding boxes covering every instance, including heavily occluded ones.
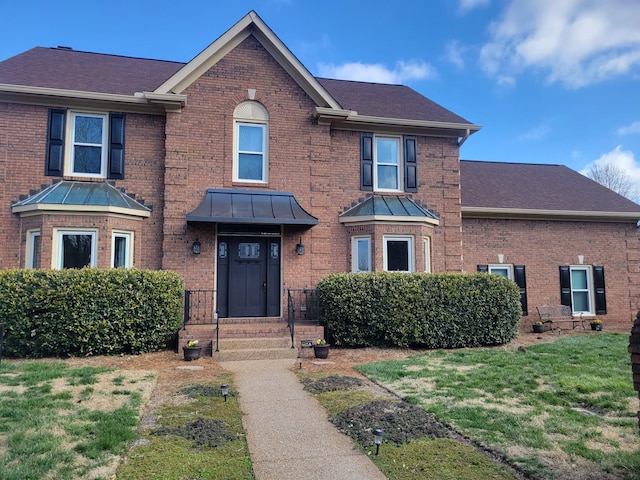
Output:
[233,101,269,183]
[424,237,431,273]
[478,264,528,315]
[45,109,125,179]
[360,133,417,192]
[384,236,413,272]
[55,230,97,269]
[69,112,107,176]
[26,230,41,269]
[352,236,371,272]
[488,264,512,279]
[559,265,606,315]
[375,136,401,191]
[112,231,133,268]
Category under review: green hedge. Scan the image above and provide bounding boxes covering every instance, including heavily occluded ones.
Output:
[0,269,184,358]
[317,272,522,348]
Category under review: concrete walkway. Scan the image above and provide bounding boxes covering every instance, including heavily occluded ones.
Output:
[220,359,387,480]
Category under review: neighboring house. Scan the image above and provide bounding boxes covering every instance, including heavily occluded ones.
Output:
[0,11,638,347]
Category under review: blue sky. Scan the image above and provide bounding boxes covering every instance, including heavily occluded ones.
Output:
[2,0,640,193]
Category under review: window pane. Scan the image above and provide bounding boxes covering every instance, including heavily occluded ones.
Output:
[62,234,93,269]
[490,267,509,278]
[31,233,41,269]
[356,238,370,272]
[113,236,127,268]
[377,165,398,189]
[239,125,263,152]
[75,116,103,144]
[387,240,409,271]
[572,291,590,312]
[571,269,588,289]
[376,138,399,164]
[73,145,102,173]
[238,153,263,180]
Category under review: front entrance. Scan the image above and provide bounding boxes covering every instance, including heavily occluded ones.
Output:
[216,236,281,317]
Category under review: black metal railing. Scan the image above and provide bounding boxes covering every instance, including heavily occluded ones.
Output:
[183,290,218,327]
[287,288,319,348]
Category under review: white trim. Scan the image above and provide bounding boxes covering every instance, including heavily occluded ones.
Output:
[339,216,439,226]
[569,265,594,315]
[352,236,371,272]
[66,111,108,178]
[424,237,431,273]
[383,235,414,272]
[53,228,98,269]
[233,121,268,183]
[488,264,513,280]
[12,204,150,219]
[112,230,134,268]
[462,206,640,222]
[374,135,402,192]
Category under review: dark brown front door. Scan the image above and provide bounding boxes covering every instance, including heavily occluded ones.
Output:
[217,236,281,317]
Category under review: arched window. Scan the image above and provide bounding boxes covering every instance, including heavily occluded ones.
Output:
[233,101,269,183]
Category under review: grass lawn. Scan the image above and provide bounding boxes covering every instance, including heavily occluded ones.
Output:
[357,333,640,480]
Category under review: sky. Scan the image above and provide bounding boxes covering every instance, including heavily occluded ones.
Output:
[2,0,640,196]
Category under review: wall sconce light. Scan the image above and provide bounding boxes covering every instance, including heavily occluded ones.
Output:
[373,428,385,455]
[578,255,584,265]
[296,237,305,255]
[192,240,201,255]
[498,254,504,264]
[221,384,229,402]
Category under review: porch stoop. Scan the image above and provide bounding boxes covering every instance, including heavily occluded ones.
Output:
[179,318,324,362]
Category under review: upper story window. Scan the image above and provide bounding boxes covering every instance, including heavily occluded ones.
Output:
[233,101,269,183]
[70,112,108,176]
[46,109,125,180]
[361,133,417,193]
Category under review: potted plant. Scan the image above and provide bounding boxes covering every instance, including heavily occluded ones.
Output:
[313,339,330,359]
[533,321,545,333]
[183,339,202,361]
[590,319,603,331]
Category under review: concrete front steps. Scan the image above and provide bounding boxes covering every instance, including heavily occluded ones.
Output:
[179,318,324,362]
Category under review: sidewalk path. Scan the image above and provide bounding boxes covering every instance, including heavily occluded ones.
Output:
[220,359,387,480]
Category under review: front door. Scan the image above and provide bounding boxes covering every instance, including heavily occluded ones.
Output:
[217,236,281,317]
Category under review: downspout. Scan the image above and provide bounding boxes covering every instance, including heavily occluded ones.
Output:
[458,128,471,147]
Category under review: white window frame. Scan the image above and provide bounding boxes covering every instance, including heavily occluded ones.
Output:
[352,236,371,272]
[112,231,133,268]
[570,265,593,314]
[26,229,41,269]
[424,237,431,273]
[383,235,414,272]
[374,135,402,192]
[234,121,267,182]
[488,264,513,280]
[66,111,108,178]
[53,228,98,269]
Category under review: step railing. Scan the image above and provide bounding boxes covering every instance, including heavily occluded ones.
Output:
[184,290,220,352]
[287,288,319,348]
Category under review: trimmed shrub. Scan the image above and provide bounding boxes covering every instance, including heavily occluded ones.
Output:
[0,268,183,358]
[317,272,521,348]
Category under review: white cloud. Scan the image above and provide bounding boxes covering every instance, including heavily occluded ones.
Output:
[445,40,466,68]
[580,145,640,192]
[317,60,436,84]
[617,121,640,136]
[458,0,490,14]
[518,124,551,141]
[480,0,640,88]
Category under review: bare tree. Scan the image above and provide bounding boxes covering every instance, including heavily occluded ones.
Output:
[586,162,638,201]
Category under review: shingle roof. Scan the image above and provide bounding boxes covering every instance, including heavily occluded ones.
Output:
[317,78,472,124]
[0,47,471,125]
[0,47,184,95]
[460,160,640,213]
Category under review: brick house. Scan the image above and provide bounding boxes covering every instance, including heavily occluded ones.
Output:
[0,11,638,350]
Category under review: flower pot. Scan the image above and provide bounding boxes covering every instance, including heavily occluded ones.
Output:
[313,344,330,359]
[533,324,545,333]
[183,346,202,361]
[591,323,603,331]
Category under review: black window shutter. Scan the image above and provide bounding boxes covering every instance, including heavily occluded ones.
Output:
[361,132,373,191]
[593,266,607,314]
[477,265,488,273]
[559,266,572,307]
[45,109,66,176]
[108,113,125,179]
[513,265,528,316]
[404,136,417,192]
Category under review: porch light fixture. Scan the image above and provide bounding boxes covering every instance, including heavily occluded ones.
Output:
[221,384,229,402]
[296,237,305,255]
[373,428,385,455]
[192,240,201,255]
